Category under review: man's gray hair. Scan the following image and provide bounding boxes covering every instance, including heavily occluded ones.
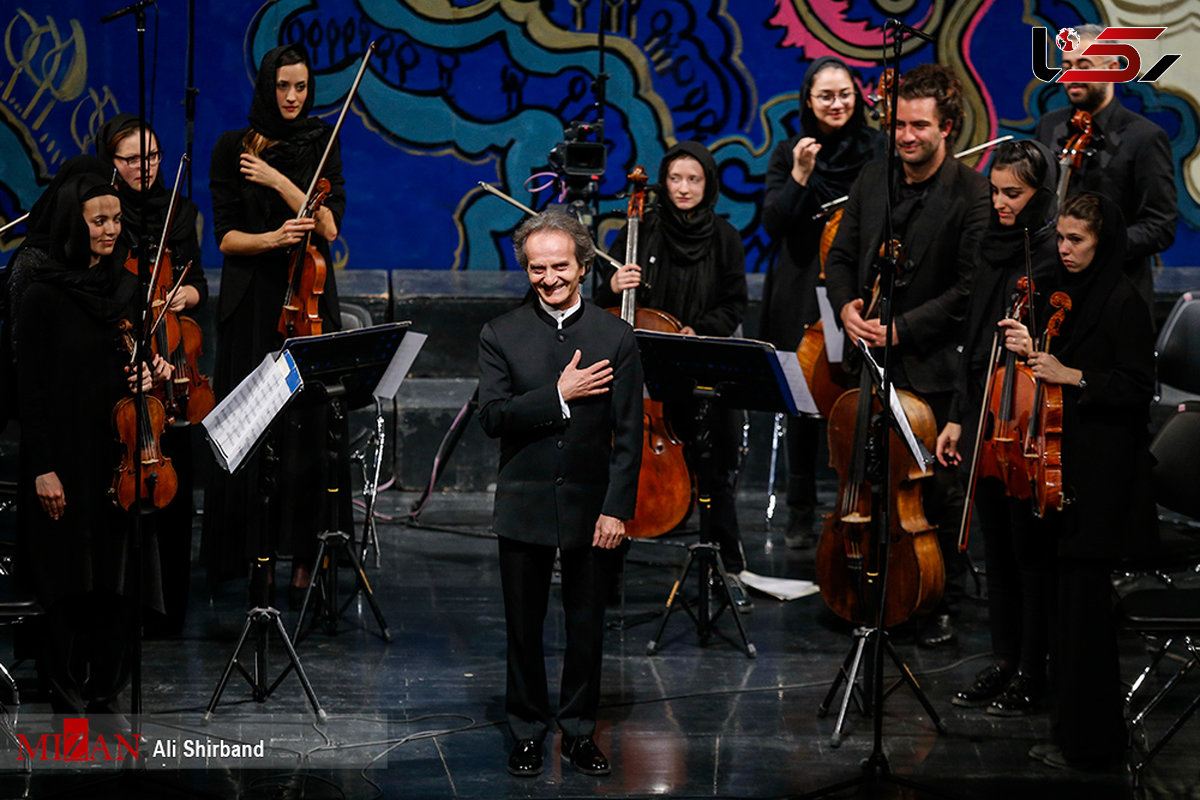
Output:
[512,210,595,273]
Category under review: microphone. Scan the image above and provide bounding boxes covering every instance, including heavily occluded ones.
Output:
[101,0,156,24]
[885,18,935,43]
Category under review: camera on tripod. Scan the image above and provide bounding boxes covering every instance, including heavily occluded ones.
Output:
[548,120,606,178]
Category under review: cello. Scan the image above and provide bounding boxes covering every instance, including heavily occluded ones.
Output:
[277,40,377,339]
[606,166,696,539]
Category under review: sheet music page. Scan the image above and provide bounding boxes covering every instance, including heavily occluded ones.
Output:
[858,341,930,473]
[815,286,843,363]
[373,330,427,400]
[775,349,819,415]
[202,351,302,473]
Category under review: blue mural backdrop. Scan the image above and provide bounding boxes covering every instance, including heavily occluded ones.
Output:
[2,0,1197,277]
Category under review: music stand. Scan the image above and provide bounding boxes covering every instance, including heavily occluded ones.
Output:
[636,331,816,659]
[283,323,423,643]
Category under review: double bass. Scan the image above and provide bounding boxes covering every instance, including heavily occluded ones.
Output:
[606,167,696,539]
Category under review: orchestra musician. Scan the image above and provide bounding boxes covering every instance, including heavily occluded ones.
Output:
[15,171,170,718]
[997,192,1156,770]
[824,64,990,647]
[595,140,751,609]
[760,56,886,548]
[478,211,642,778]
[936,140,1060,714]
[202,43,350,603]
[96,114,208,634]
[1035,23,1176,306]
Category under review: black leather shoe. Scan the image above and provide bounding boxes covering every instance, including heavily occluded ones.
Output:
[561,734,611,776]
[952,662,1013,708]
[918,613,956,648]
[507,739,542,777]
[986,671,1043,717]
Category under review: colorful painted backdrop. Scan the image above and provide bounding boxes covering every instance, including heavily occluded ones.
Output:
[2,0,1197,276]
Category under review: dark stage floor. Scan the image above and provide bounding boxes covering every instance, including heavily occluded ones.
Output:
[1,488,1197,799]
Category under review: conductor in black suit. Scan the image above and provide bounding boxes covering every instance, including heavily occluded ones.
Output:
[1035,22,1177,306]
[478,211,643,778]
[824,64,990,646]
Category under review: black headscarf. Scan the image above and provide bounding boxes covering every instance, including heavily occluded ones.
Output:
[1054,193,1128,360]
[95,114,198,249]
[799,56,883,205]
[247,44,327,167]
[31,173,134,323]
[977,139,1059,270]
[20,155,114,254]
[654,140,720,266]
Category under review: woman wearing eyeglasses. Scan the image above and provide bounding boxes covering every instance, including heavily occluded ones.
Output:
[760,57,886,547]
[95,115,208,636]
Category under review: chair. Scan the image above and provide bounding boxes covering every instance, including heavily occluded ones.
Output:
[0,489,43,775]
[1154,290,1200,403]
[1116,401,1200,780]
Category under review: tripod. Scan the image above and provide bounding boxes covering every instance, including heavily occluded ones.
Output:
[646,394,756,658]
[293,392,392,642]
[206,437,326,723]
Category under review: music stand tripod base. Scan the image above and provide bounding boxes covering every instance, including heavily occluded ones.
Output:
[646,539,756,658]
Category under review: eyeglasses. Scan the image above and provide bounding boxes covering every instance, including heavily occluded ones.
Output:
[113,150,162,168]
[811,90,855,106]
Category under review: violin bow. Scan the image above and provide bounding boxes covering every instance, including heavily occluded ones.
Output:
[143,153,189,314]
[297,40,378,221]
[476,181,624,270]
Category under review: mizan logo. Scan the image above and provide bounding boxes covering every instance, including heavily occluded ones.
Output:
[16,718,140,762]
[1032,26,1180,83]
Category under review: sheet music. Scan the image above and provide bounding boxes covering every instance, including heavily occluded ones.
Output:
[857,341,931,473]
[774,349,819,416]
[373,330,427,400]
[202,351,302,474]
[815,286,843,363]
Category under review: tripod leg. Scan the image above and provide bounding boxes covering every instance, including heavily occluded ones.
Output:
[819,636,862,716]
[711,550,756,658]
[647,549,698,655]
[204,612,257,722]
[883,635,946,734]
[829,630,870,747]
[342,537,393,642]
[270,611,327,724]
[292,536,331,642]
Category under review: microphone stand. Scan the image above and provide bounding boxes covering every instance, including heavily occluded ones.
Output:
[800,19,948,800]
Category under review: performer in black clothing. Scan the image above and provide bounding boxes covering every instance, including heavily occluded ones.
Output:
[15,172,170,715]
[999,192,1156,770]
[595,141,750,605]
[97,114,208,634]
[1035,23,1176,305]
[478,211,642,778]
[761,56,886,548]
[935,140,1060,714]
[203,44,349,599]
[824,64,990,646]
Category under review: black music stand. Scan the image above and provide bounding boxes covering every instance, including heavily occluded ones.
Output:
[283,323,417,644]
[636,332,814,659]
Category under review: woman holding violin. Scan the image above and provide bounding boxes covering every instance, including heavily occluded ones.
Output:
[595,141,751,605]
[97,114,208,635]
[15,172,171,715]
[760,56,885,548]
[998,192,1156,770]
[935,140,1060,715]
[204,43,349,599]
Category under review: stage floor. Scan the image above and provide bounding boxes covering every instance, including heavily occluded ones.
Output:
[1,488,1195,799]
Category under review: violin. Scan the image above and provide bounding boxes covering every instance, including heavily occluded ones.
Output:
[173,314,215,423]
[1055,110,1093,205]
[1023,291,1071,517]
[956,276,1037,549]
[111,320,178,510]
[606,166,696,539]
[277,176,329,338]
